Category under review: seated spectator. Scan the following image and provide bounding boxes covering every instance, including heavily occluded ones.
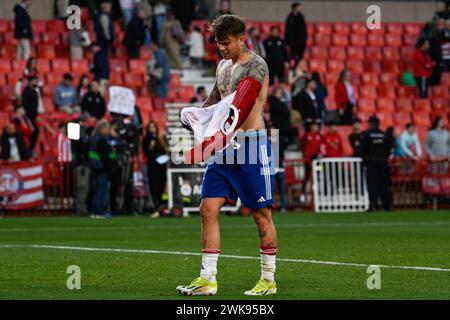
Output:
[413,38,435,98]
[77,74,90,102]
[247,27,266,59]
[398,123,422,159]
[425,116,450,159]
[123,7,147,59]
[189,26,205,69]
[11,105,35,151]
[81,81,106,120]
[349,118,363,157]
[335,69,356,125]
[147,41,171,98]
[90,42,110,95]
[190,86,207,103]
[293,78,320,129]
[311,72,328,123]
[288,59,309,97]
[54,73,80,114]
[322,122,343,157]
[0,123,30,161]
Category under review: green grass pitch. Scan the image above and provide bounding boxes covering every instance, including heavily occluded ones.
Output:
[0,210,449,300]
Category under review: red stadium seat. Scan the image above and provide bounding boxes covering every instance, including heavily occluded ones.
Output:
[347,60,364,74]
[350,22,367,35]
[129,60,147,74]
[363,61,381,73]
[315,22,332,34]
[347,47,364,60]
[109,72,124,85]
[324,73,339,87]
[357,111,373,123]
[432,99,448,110]
[361,73,379,86]
[314,34,331,47]
[37,45,56,59]
[70,59,89,74]
[396,86,415,98]
[331,34,349,47]
[3,32,17,45]
[41,32,61,45]
[55,45,70,58]
[36,59,51,73]
[412,111,431,127]
[386,23,403,35]
[12,60,26,72]
[139,46,152,60]
[327,60,345,73]
[177,86,196,102]
[396,98,414,112]
[0,45,17,59]
[365,47,382,60]
[382,60,400,73]
[7,74,21,87]
[393,111,412,127]
[0,59,11,73]
[382,47,400,60]
[358,98,376,113]
[430,86,450,99]
[46,72,65,86]
[385,34,402,47]
[42,97,55,113]
[402,35,417,47]
[136,97,153,112]
[367,34,384,47]
[379,84,397,99]
[359,86,377,100]
[113,46,128,59]
[414,99,432,112]
[46,20,66,33]
[123,73,142,87]
[350,34,367,47]
[310,47,328,60]
[32,20,47,33]
[377,99,395,113]
[333,22,350,34]
[379,73,398,85]
[169,72,182,87]
[378,112,394,129]
[328,47,346,60]
[110,59,128,73]
[404,23,422,36]
[0,20,8,33]
[308,59,327,74]
[51,59,70,73]
[0,74,6,86]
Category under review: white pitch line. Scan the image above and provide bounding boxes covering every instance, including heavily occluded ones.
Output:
[0,221,449,232]
[0,244,449,273]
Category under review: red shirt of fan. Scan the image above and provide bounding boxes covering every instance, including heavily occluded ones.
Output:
[302,132,324,161]
[322,132,343,157]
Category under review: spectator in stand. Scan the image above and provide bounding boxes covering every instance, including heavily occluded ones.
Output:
[194,0,209,19]
[349,118,363,157]
[77,75,90,102]
[425,117,450,159]
[90,42,110,95]
[152,1,167,44]
[1,123,30,161]
[172,0,196,32]
[428,18,450,85]
[293,78,320,130]
[54,73,80,114]
[21,76,39,153]
[119,0,136,28]
[21,57,44,114]
[322,122,343,157]
[311,72,328,123]
[12,105,35,151]
[301,119,323,200]
[147,41,171,98]
[247,27,266,59]
[81,81,106,120]
[398,123,422,159]
[87,120,113,218]
[288,59,309,98]
[161,12,185,70]
[189,26,205,69]
[190,86,207,103]
[123,7,147,59]
[142,121,167,217]
[264,25,289,85]
[413,38,435,98]
[94,0,115,53]
[68,26,90,60]
[284,2,307,64]
[215,0,232,17]
[335,69,356,125]
[14,0,33,60]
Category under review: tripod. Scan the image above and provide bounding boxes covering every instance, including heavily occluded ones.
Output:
[115,153,134,215]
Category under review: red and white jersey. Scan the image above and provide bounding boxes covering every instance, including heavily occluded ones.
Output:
[57,132,72,163]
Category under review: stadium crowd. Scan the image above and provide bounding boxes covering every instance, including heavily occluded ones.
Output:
[1,0,450,215]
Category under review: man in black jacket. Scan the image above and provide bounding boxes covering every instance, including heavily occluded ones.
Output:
[294,78,320,130]
[21,76,39,152]
[90,43,110,95]
[14,0,33,60]
[123,8,147,59]
[81,81,106,120]
[1,123,30,161]
[264,26,289,85]
[284,2,308,64]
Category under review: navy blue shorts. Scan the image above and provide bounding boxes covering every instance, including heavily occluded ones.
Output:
[201,130,275,209]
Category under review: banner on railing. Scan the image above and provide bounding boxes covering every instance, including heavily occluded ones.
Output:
[0,161,44,210]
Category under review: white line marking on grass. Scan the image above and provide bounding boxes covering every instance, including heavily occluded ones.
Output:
[0,221,449,232]
[0,244,449,273]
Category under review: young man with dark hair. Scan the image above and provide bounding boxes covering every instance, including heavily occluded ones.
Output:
[177,14,278,296]
[190,86,207,103]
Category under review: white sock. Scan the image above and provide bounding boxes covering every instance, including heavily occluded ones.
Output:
[200,249,220,282]
[260,246,277,282]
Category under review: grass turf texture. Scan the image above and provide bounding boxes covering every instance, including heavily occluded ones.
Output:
[0,210,449,300]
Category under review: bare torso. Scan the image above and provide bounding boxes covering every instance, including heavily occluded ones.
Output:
[203,52,269,131]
